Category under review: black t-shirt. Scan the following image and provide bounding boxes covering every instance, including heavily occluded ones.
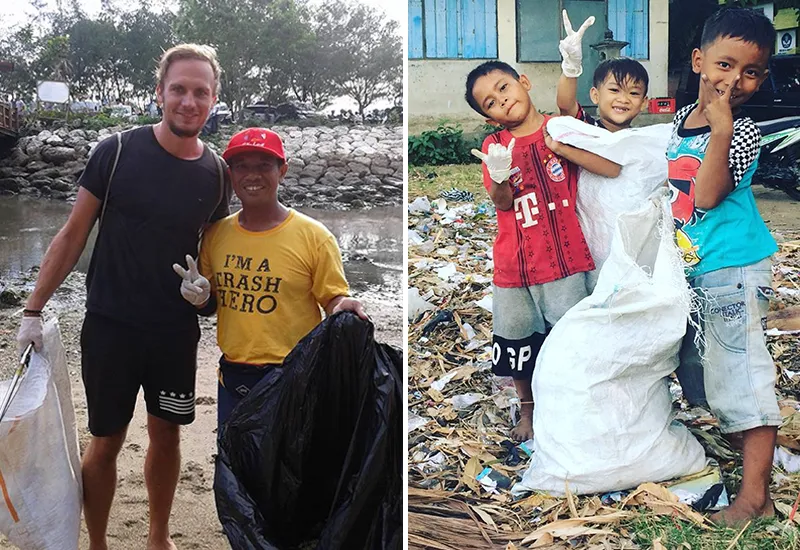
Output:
[80,126,231,330]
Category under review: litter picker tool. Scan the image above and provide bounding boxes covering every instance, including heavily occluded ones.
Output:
[0,343,34,423]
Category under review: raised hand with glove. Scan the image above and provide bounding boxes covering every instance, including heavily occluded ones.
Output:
[172,255,211,307]
[471,138,517,211]
[558,9,595,78]
[471,138,516,184]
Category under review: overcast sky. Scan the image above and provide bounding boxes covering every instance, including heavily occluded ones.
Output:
[3,0,405,34]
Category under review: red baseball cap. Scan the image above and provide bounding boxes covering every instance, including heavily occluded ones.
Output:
[223,128,286,162]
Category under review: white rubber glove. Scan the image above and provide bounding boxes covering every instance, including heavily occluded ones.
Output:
[18,315,43,355]
[470,138,516,184]
[559,10,595,78]
[172,255,211,307]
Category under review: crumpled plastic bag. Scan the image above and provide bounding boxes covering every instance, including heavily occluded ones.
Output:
[0,319,82,550]
[546,116,672,291]
[214,312,402,550]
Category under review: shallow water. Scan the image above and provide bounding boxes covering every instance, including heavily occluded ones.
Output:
[0,196,402,291]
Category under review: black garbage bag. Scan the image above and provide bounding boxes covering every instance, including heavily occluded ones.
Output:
[214,312,403,550]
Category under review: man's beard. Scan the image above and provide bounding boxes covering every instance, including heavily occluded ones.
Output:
[166,119,201,138]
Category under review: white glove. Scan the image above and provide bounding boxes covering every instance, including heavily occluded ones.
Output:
[559,10,595,78]
[172,255,211,307]
[18,315,43,355]
[470,138,516,184]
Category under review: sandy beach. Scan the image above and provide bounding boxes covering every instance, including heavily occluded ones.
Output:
[0,269,402,550]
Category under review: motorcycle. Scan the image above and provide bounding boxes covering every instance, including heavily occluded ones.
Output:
[755,115,800,200]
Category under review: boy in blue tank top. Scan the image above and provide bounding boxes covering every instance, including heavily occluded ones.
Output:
[669,8,779,525]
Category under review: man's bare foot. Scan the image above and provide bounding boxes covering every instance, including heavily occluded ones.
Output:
[711,497,775,527]
[146,537,178,550]
[510,417,533,442]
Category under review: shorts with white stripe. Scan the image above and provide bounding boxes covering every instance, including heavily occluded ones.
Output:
[80,312,200,436]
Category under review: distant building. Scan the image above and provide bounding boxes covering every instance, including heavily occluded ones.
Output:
[408,0,669,127]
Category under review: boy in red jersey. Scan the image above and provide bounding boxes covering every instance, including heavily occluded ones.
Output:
[467,61,620,440]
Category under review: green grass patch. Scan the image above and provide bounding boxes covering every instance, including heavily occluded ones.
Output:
[409,164,483,199]
[625,513,800,550]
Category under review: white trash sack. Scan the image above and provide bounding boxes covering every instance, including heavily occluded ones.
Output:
[0,319,82,549]
[512,194,706,496]
[546,116,673,291]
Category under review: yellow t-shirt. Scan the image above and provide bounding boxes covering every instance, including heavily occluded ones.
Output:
[199,209,350,365]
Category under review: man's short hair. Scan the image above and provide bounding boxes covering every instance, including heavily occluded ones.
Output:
[700,7,776,56]
[592,58,649,94]
[156,44,222,95]
[465,61,520,116]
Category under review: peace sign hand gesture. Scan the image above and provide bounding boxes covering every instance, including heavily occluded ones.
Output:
[559,9,595,78]
[172,254,211,307]
[700,73,738,135]
[471,138,516,184]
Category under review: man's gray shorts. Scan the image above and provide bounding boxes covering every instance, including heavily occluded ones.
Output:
[492,272,589,379]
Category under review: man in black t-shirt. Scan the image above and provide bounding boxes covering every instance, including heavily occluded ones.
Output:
[17,44,231,550]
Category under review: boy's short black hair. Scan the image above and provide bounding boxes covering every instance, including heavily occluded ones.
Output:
[700,7,776,56]
[465,61,520,117]
[592,58,649,94]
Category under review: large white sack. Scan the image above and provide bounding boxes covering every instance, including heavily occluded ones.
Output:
[0,319,82,550]
[546,117,672,291]
[512,194,706,496]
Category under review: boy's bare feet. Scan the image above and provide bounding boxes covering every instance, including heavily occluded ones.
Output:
[511,416,533,442]
[710,497,774,527]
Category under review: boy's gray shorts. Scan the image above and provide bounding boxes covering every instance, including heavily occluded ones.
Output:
[492,272,589,379]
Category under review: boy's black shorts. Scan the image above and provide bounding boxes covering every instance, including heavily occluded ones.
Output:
[80,312,200,436]
[491,330,550,380]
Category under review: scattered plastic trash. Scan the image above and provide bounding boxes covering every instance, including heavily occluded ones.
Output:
[408,185,800,546]
[408,229,425,246]
[774,446,800,473]
[408,413,431,434]
[476,467,512,492]
[421,310,454,336]
[408,287,435,321]
[435,263,458,281]
[448,392,486,410]
[408,196,431,213]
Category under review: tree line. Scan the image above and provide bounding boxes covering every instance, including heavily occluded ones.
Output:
[0,0,402,117]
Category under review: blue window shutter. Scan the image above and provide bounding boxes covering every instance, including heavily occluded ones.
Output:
[485,0,497,58]
[462,0,477,58]
[609,0,649,59]
[419,0,497,58]
[409,0,424,58]
[447,0,459,57]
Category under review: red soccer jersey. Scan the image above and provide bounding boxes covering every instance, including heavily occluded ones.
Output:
[482,117,595,288]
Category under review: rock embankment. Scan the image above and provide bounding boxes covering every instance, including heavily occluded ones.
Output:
[0,124,403,208]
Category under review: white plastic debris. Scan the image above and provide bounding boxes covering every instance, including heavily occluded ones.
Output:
[461,322,477,341]
[408,412,431,434]
[408,229,425,245]
[774,447,800,473]
[449,393,487,410]
[435,263,458,281]
[474,294,493,313]
[408,287,435,320]
[408,196,431,213]
[430,371,458,392]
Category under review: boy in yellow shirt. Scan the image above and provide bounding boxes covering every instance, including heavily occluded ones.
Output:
[173,128,366,426]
